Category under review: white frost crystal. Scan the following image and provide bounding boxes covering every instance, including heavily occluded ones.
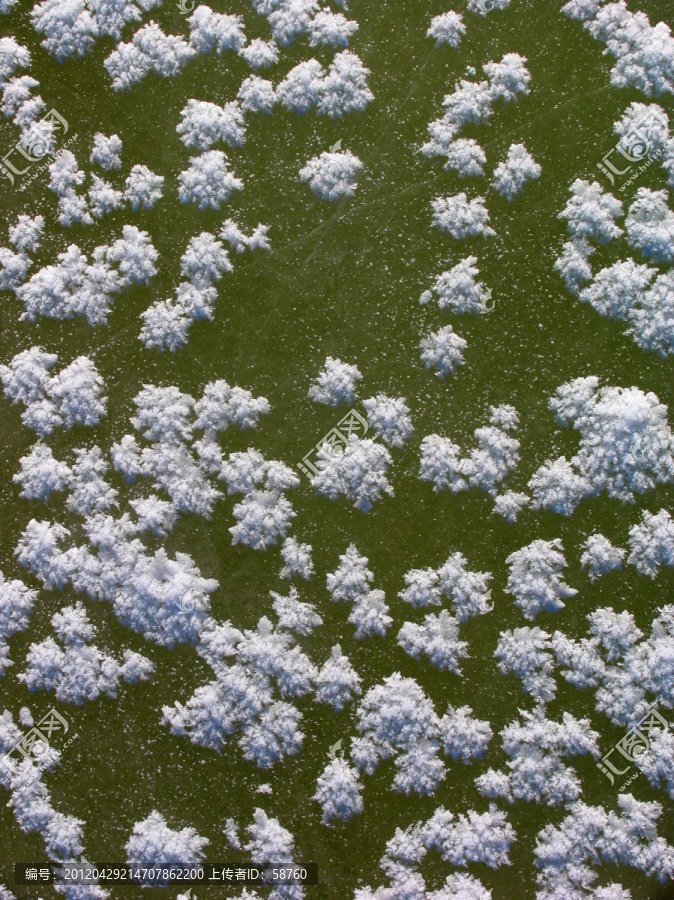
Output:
[13,444,70,502]
[441,138,487,178]
[9,215,44,254]
[187,7,245,55]
[0,572,37,675]
[238,75,276,113]
[230,489,297,550]
[327,544,373,602]
[348,589,392,639]
[88,175,124,218]
[317,50,373,118]
[279,538,314,581]
[308,11,358,48]
[419,325,467,378]
[180,234,232,288]
[327,545,390,637]
[437,552,493,621]
[625,187,674,263]
[627,508,674,577]
[535,794,674,896]
[440,706,492,762]
[529,376,674,512]
[492,491,530,523]
[491,143,541,199]
[494,626,557,702]
[131,384,194,443]
[239,38,278,70]
[176,99,246,151]
[276,58,324,113]
[19,601,154,704]
[397,610,468,674]
[271,586,321,635]
[244,808,294,863]
[580,533,626,581]
[578,257,656,319]
[483,53,532,102]
[419,406,520,511]
[559,179,623,244]
[424,256,486,313]
[427,11,465,48]
[308,356,361,406]
[1,350,107,436]
[505,538,577,620]
[431,193,495,239]
[362,394,412,447]
[314,644,361,710]
[299,150,362,201]
[627,270,674,356]
[178,151,243,210]
[104,23,196,90]
[554,238,595,295]
[564,0,674,97]
[477,708,600,807]
[31,0,97,61]
[421,55,531,174]
[125,811,208,865]
[352,673,444,791]
[90,133,122,170]
[310,436,393,512]
[422,802,516,866]
[314,758,363,823]
[124,164,164,210]
[418,434,466,493]
[399,568,441,608]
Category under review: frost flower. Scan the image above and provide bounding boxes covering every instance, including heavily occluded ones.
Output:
[177,151,243,210]
[419,325,467,378]
[308,356,361,406]
[505,538,578,620]
[299,150,363,201]
[492,143,541,199]
[427,11,465,47]
[431,193,495,239]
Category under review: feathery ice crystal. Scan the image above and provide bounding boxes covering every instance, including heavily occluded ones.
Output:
[308,356,361,406]
[492,143,541,199]
[505,538,577,620]
[299,150,363,201]
[431,193,495,239]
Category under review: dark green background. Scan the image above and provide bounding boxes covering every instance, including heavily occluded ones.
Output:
[0,0,673,896]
